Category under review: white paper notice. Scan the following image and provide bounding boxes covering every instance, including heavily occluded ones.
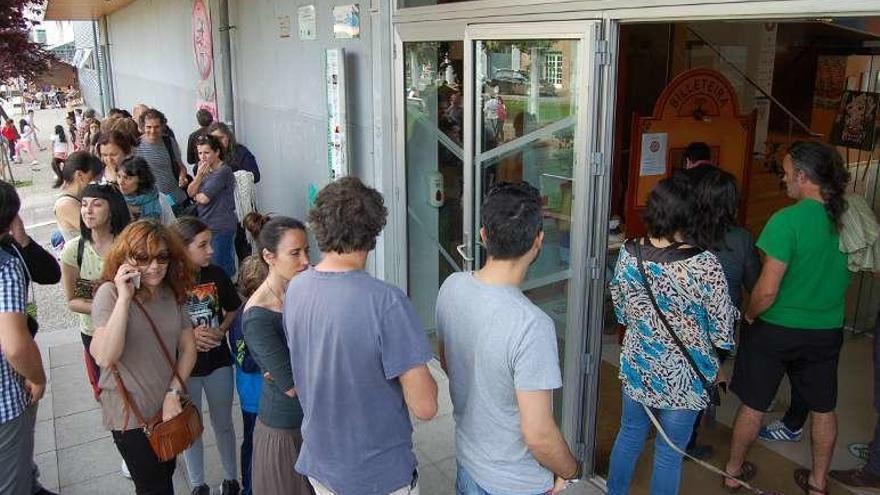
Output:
[639,132,667,176]
[298,5,316,40]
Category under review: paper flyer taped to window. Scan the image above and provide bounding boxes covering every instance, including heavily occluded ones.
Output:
[639,132,667,176]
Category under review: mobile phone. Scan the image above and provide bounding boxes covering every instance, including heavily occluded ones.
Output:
[131,272,141,290]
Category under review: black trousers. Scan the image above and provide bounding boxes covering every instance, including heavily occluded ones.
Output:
[111,428,176,495]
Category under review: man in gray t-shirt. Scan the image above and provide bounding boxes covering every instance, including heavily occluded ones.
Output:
[436,182,579,495]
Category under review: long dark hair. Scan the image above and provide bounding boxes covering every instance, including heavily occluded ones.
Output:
[683,167,739,249]
[54,125,67,143]
[53,151,104,189]
[118,156,156,195]
[79,182,131,243]
[787,141,849,231]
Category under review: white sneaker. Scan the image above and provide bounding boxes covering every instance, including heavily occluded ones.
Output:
[30,160,38,166]
[120,459,131,479]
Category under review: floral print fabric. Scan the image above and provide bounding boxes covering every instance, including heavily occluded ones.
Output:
[609,242,738,410]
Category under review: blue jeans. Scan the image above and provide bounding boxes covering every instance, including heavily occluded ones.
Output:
[607,393,699,495]
[241,410,257,495]
[211,229,236,278]
[455,463,550,495]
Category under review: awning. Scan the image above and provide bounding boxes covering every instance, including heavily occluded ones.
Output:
[43,0,137,21]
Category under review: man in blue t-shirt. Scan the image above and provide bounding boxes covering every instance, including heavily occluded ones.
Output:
[284,177,437,495]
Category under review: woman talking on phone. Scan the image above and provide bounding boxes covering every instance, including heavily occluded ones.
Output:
[89,219,198,494]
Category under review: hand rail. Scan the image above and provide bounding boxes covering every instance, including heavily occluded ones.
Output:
[687,26,823,138]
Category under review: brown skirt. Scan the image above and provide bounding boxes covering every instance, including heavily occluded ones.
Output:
[252,419,313,495]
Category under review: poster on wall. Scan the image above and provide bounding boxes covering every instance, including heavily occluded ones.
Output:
[639,132,667,176]
[326,48,349,180]
[298,5,317,40]
[814,56,847,110]
[333,4,360,39]
[830,90,879,151]
[192,0,218,120]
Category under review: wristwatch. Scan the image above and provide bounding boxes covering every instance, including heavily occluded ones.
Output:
[165,387,182,396]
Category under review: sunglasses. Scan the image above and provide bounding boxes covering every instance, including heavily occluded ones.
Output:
[130,251,171,267]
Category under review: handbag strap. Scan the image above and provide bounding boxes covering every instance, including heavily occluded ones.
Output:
[633,240,713,392]
[111,297,189,430]
[131,297,189,396]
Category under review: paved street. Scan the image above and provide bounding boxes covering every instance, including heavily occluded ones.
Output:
[14,108,601,494]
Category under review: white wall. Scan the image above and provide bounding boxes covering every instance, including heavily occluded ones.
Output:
[229,0,377,223]
[107,0,204,164]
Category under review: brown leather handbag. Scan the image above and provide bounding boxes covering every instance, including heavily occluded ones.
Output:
[111,298,203,462]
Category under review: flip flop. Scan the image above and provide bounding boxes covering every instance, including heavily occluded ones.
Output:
[794,469,829,494]
[722,460,757,493]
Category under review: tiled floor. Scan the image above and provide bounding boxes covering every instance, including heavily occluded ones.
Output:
[35,326,601,494]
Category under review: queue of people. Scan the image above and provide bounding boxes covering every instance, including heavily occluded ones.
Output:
[1,102,877,495]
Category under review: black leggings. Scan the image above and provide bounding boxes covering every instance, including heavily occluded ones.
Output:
[112,428,176,495]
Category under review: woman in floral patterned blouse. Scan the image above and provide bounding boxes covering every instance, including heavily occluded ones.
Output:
[607,173,738,495]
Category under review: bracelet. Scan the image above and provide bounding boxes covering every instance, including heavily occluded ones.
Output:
[165,388,181,396]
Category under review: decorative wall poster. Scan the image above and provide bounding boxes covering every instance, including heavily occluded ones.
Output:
[639,132,667,176]
[830,90,879,151]
[192,0,218,119]
[326,48,349,180]
[814,56,847,110]
[298,5,317,40]
[333,4,360,39]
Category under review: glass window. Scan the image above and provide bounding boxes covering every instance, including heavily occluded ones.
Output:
[544,52,564,86]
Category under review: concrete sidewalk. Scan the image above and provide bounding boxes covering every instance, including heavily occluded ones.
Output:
[17,108,603,495]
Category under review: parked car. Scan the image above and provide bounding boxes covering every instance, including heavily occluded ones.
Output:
[491,68,557,96]
[492,69,529,94]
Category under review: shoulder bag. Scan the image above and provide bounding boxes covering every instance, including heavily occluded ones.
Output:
[111,298,203,461]
[633,240,722,406]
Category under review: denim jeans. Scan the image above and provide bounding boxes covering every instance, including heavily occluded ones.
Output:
[183,366,237,487]
[455,463,551,495]
[211,229,237,278]
[241,410,257,495]
[607,393,699,495]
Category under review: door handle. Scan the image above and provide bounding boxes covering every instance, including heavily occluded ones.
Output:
[456,243,474,262]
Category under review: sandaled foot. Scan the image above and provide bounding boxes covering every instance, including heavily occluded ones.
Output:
[722,460,757,492]
[794,469,829,494]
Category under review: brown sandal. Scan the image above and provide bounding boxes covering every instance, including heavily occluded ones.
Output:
[794,469,829,495]
[722,460,757,493]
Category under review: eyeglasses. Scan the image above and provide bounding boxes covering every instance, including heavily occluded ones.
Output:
[130,251,171,266]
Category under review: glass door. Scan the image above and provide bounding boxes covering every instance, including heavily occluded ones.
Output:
[397,20,607,460]
[463,21,604,449]
[401,39,466,351]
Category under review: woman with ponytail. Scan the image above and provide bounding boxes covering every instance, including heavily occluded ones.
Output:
[240,212,313,495]
[53,151,104,242]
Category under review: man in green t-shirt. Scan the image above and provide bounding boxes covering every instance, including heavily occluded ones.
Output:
[724,142,850,495]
